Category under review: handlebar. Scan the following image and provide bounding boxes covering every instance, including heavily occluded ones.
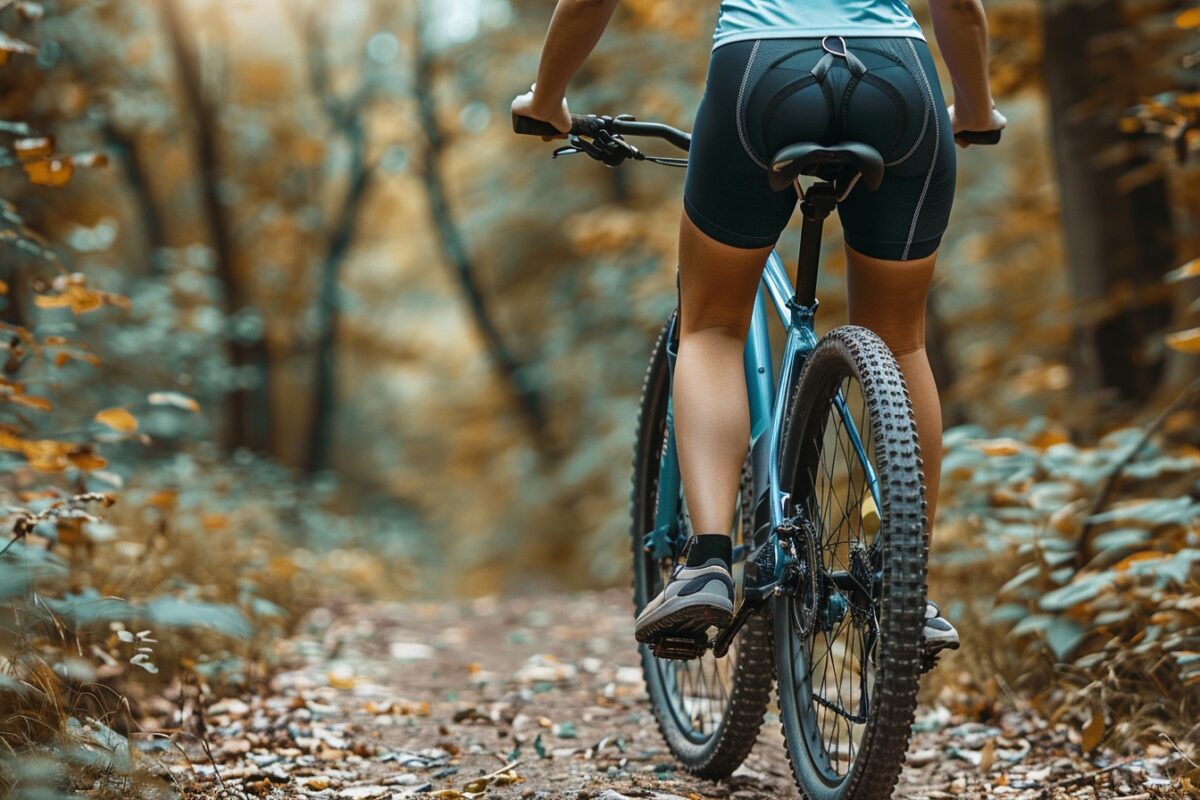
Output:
[514,112,999,166]
[513,113,692,153]
[954,129,1003,146]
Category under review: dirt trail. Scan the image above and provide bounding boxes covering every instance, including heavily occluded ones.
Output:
[177,590,1184,799]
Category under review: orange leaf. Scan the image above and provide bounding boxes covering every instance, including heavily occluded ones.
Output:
[1177,7,1200,28]
[22,157,73,187]
[23,438,70,473]
[53,350,101,368]
[0,280,8,295]
[94,407,137,433]
[978,438,1022,456]
[1165,327,1200,354]
[67,448,108,471]
[66,285,100,313]
[33,293,71,309]
[0,426,25,452]
[1082,710,1105,752]
[9,393,51,411]
[145,490,178,509]
[1165,258,1200,283]
[201,514,229,531]
[1113,550,1166,571]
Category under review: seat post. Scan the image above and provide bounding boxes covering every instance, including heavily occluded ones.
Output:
[793,182,838,310]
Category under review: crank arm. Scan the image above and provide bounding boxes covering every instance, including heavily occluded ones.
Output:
[711,594,767,658]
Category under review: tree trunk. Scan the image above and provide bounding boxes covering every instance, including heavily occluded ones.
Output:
[1042,0,1176,405]
[413,11,552,448]
[103,122,169,274]
[159,0,272,453]
[305,126,372,474]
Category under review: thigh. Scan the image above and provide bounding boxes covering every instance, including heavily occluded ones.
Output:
[677,212,773,337]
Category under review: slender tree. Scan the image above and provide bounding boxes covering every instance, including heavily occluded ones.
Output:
[159,0,273,452]
[1042,0,1176,403]
[412,2,551,446]
[298,11,377,474]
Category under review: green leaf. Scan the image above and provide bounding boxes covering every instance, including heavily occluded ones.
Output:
[987,603,1029,624]
[1044,618,1087,660]
[141,597,253,638]
[1091,527,1149,552]
[1039,572,1113,612]
[0,544,66,600]
[43,590,130,626]
[1089,497,1200,526]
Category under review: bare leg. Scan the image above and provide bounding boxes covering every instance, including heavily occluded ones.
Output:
[845,245,942,532]
[674,212,774,536]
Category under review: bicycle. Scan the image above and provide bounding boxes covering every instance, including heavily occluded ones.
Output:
[514,111,999,799]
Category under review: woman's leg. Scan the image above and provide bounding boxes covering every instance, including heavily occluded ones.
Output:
[674,212,775,536]
[844,245,942,531]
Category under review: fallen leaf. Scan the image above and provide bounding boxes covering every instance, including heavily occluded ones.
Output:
[1082,709,1105,752]
[979,738,996,772]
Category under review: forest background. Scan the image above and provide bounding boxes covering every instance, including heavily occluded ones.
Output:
[0,0,1199,795]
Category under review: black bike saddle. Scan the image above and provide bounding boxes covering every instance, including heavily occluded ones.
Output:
[767,141,885,192]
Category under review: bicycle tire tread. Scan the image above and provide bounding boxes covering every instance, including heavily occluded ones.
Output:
[777,325,926,800]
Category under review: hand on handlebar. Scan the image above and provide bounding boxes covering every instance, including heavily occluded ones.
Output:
[949,104,1006,148]
[511,85,571,141]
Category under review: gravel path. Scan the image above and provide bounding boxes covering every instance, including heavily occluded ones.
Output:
[176,590,1186,799]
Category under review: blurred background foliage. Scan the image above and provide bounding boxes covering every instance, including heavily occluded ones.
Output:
[0,0,1197,793]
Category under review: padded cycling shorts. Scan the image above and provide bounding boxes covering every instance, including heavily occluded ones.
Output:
[683,36,956,260]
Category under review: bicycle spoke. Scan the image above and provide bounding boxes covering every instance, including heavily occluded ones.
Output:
[785,369,885,779]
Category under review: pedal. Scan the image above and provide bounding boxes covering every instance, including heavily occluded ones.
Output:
[651,633,709,660]
[921,642,958,674]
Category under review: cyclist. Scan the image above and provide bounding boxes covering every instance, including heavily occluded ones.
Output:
[513,0,1005,657]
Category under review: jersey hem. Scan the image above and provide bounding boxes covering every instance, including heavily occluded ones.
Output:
[713,27,926,50]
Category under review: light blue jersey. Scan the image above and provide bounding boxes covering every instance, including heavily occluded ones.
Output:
[713,0,924,49]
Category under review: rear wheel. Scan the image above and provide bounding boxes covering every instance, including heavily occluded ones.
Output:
[775,325,927,800]
[630,314,773,778]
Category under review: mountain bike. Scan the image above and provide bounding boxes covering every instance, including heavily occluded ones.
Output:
[514,111,999,799]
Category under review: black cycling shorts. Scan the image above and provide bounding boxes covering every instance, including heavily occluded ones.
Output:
[683,36,956,260]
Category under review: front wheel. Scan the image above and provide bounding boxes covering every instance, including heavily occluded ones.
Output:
[775,325,927,800]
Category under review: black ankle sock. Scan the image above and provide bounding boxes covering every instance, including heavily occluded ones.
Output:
[686,534,732,568]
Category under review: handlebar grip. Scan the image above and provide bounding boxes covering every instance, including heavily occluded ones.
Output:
[954,129,1003,145]
[512,114,577,137]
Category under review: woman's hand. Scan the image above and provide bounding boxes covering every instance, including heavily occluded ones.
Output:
[949,104,1007,148]
[511,85,572,141]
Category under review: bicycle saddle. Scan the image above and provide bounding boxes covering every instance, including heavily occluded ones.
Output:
[767,141,885,192]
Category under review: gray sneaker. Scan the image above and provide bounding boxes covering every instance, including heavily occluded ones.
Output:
[923,599,960,654]
[635,558,735,644]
